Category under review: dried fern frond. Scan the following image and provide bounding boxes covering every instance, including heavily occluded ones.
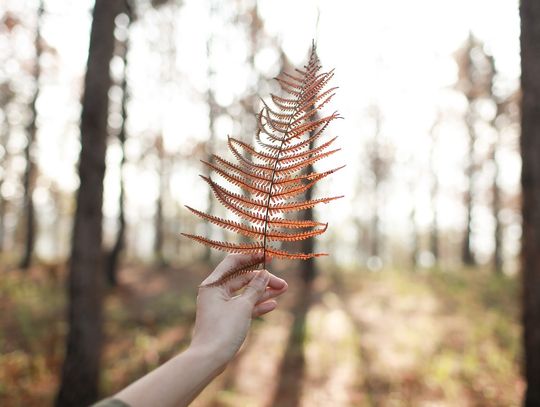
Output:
[182,43,343,285]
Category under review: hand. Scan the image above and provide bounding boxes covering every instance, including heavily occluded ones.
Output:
[190,254,288,367]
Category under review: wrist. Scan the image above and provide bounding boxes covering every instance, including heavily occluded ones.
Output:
[186,342,229,375]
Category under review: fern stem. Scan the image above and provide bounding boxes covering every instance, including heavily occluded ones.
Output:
[261,136,289,270]
[261,72,311,268]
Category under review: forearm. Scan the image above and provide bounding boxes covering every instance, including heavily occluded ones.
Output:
[114,345,226,407]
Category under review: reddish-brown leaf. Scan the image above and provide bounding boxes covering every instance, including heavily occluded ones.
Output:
[182,43,343,285]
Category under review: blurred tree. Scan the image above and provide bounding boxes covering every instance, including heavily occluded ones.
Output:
[0,81,14,253]
[154,134,169,267]
[300,112,317,283]
[56,0,124,405]
[455,34,495,267]
[408,188,419,268]
[490,124,503,274]
[456,34,478,266]
[479,51,505,275]
[153,2,179,267]
[19,0,43,270]
[489,97,505,275]
[429,117,440,263]
[366,105,392,263]
[520,0,540,404]
[203,0,218,260]
[106,4,133,286]
[485,52,516,275]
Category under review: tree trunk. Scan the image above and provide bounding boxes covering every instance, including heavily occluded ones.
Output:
[430,123,439,263]
[154,136,167,267]
[56,0,122,405]
[299,102,318,283]
[19,0,43,270]
[459,36,478,267]
[409,199,418,269]
[204,3,217,258]
[462,117,475,266]
[300,168,316,283]
[492,135,503,275]
[0,189,5,253]
[370,110,383,260]
[105,6,131,286]
[0,109,10,254]
[520,1,540,404]
[462,114,475,266]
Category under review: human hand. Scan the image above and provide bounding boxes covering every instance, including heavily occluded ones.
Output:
[189,254,288,368]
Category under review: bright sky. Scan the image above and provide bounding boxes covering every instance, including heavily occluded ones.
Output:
[1,0,521,267]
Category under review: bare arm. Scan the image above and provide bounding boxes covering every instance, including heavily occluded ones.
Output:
[112,254,287,407]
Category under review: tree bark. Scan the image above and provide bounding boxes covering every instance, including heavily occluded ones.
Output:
[56,0,122,405]
[19,0,43,270]
[521,1,540,405]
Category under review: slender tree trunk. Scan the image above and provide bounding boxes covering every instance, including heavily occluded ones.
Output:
[370,111,382,259]
[106,136,126,285]
[105,6,131,286]
[430,124,439,263]
[520,1,540,404]
[492,135,503,275]
[0,115,10,253]
[409,198,418,269]
[204,3,217,259]
[19,1,43,270]
[0,190,5,253]
[300,162,315,283]
[462,115,475,266]
[238,4,282,251]
[154,136,167,267]
[371,193,380,258]
[56,1,122,405]
[299,100,319,282]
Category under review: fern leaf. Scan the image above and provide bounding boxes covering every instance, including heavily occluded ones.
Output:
[181,233,263,254]
[183,43,343,286]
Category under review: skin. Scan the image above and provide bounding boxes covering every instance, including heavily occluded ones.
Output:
[114,253,288,407]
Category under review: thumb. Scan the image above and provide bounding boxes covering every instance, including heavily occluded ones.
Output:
[242,270,270,305]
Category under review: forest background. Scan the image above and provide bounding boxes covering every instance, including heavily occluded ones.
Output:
[1,0,538,406]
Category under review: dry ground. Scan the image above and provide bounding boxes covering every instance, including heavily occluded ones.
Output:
[0,261,523,406]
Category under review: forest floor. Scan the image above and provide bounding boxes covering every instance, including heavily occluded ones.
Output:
[0,261,523,406]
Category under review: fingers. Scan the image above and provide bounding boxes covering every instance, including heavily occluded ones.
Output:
[267,273,286,290]
[241,269,270,305]
[255,281,288,305]
[252,300,277,318]
[225,270,286,294]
